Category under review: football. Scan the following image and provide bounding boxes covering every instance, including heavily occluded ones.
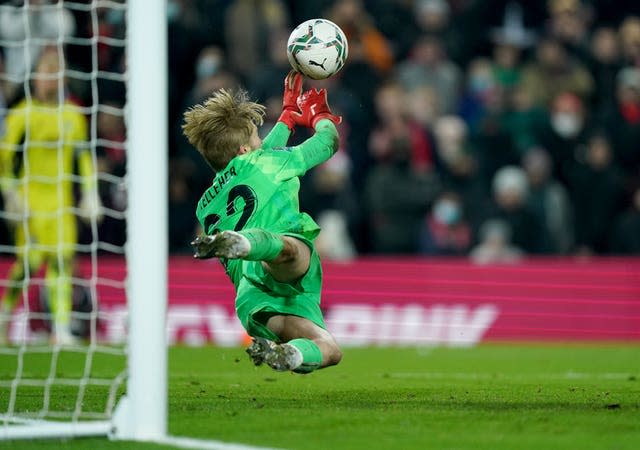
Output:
[287,19,349,80]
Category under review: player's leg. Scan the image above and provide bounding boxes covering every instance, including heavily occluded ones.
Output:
[45,254,75,344]
[0,259,27,344]
[206,231,338,372]
[247,315,342,373]
[272,314,341,370]
[192,229,310,282]
[44,214,78,345]
[0,228,44,344]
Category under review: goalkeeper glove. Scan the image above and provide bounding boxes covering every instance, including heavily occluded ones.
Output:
[79,189,104,224]
[277,70,304,131]
[295,88,342,129]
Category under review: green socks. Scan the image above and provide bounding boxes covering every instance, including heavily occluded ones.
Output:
[240,228,284,261]
[288,338,323,374]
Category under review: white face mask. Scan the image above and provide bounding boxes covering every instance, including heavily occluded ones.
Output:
[196,57,221,79]
[167,0,181,22]
[433,200,462,225]
[551,112,582,138]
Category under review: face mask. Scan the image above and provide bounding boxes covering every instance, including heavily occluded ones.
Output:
[167,0,181,22]
[551,113,582,138]
[106,9,124,25]
[196,57,221,79]
[433,200,461,225]
[469,75,492,95]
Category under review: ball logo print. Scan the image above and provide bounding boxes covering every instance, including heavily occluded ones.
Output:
[287,19,348,80]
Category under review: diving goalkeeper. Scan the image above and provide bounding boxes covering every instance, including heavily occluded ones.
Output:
[0,49,102,345]
[183,71,342,373]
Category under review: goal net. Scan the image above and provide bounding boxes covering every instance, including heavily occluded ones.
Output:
[0,0,167,441]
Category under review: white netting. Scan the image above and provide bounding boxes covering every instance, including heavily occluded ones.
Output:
[0,0,128,431]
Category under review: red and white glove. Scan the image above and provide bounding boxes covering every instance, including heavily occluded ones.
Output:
[295,88,342,129]
[277,70,304,130]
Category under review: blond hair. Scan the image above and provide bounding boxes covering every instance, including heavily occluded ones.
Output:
[182,89,265,171]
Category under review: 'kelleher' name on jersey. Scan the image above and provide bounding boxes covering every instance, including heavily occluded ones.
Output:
[199,166,237,209]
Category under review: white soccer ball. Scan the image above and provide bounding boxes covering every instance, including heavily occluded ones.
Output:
[287,19,349,80]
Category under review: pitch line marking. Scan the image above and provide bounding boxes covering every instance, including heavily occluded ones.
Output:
[387,372,636,380]
[155,435,285,450]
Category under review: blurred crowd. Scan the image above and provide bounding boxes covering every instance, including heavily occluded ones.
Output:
[2,0,640,261]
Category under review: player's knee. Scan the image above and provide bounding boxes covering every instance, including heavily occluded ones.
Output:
[277,238,299,263]
[325,342,342,367]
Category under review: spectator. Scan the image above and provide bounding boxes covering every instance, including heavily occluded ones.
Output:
[483,165,548,254]
[608,187,640,254]
[176,47,238,186]
[406,85,441,131]
[299,150,360,252]
[412,0,460,60]
[520,36,594,107]
[587,27,623,119]
[419,191,472,256]
[326,0,394,74]
[470,219,524,264]
[168,158,201,253]
[315,210,357,261]
[224,0,290,82]
[458,57,502,133]
[0,0,75,103]
[432,116,490,228]
[489,1,536,91]
[395,35,463,114]
[603,67,640,182]
[324,0,391,116]
[522,147,574,253]
[169,0,223,141]
[249,29,292,103]
[368,82,434,174]
[502,84,547,155]
[618,16,640,67]
[534,91,590,185]
[545,0,591,61]
[185,46,238,108]
[91,102,127,249]
[364,136,441,254]
[567,131,625,254]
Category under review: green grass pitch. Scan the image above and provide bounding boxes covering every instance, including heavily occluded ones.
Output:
[2,344,639,450]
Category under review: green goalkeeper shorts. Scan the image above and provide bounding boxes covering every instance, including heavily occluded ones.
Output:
[234,234,325,342]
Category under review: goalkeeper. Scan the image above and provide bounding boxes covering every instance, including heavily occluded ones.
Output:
[0,50,101,345]
[183,71,343,373]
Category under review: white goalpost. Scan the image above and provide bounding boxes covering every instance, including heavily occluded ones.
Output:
[0,0,167,443]
[111,0,168,441]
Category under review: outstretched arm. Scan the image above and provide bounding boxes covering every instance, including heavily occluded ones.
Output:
[261,121,291,150]
[274,119,339,181]
[274,87,342,179]
[262,71,303,149]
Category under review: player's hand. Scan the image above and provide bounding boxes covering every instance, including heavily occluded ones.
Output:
[295,88,342,128]
[2,188,25,223]
[79,189,104,224]
[277,70,304,131]
[190,234,218,259]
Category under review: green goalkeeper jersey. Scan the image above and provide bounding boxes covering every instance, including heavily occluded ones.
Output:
[195,119,339,286]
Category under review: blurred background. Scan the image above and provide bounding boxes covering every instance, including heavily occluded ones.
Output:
[2,0,640,262]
